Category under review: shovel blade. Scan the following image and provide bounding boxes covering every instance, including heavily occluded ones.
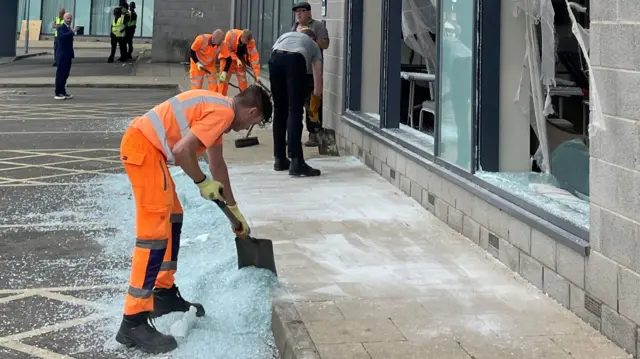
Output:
[235,236,278,276]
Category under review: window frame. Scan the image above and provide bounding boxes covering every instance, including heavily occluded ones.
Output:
[342,0,589,241]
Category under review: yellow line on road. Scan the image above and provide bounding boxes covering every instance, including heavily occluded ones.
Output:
[0,341,75,359]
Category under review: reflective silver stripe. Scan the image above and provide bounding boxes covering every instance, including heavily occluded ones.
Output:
[170,213,183,223]
[191,76,204,80]
[206,75,217,84]
[199,34,207,52]
[159,261,178,271]
[168,97,190,138]
[180,95,232,109]
[248,48,257,55]
[144,110,175,163]
[135,238,168,250]
[128,286,153,299]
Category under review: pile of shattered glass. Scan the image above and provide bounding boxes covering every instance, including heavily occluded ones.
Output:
[401,0,602,230]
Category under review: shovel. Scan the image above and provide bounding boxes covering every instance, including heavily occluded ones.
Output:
[212,197,278,276]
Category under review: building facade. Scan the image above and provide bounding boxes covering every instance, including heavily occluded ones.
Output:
[16,0,155,37]
[229,0,640,357]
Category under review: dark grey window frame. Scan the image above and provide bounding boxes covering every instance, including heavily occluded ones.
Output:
[342,0,590,245]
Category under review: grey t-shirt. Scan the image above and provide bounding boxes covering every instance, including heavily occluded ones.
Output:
[272,32,322,74]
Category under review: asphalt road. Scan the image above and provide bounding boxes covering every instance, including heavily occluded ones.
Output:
[0,49,136,79]
[0,87,178,358]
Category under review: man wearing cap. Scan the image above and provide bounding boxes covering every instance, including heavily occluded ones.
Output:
[291,2,329,148]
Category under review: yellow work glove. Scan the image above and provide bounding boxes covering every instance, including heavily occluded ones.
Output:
[196,62,204,71]
[309,94,321,123]
[228,204,250,238]
[236,58,243,67]
[196,177,224,201]
[219,71,228,82]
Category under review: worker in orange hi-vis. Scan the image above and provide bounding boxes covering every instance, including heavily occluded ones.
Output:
[217,29,261,96]
[114,85,273,354]
[189,29,225,90]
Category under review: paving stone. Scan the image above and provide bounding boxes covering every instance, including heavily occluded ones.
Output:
[294,301,345,322]
[364,340,471,359]
[315,343,371,359]
[305,319,406,344]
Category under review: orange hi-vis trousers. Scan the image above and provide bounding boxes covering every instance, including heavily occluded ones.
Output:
[120,126,184,316]
[189,60,218,91]
[217,59,247,96]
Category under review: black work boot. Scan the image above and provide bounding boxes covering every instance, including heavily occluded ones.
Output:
[115,312,177,354]
[305,133,319,147]
[273,157,290,171]
[289,158,321,177]
[151,285,205,319]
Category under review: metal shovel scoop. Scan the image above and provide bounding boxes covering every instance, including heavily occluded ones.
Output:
[213,197,278,276]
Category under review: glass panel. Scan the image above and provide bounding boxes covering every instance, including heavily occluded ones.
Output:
[141,0,154,37]
[361,0,382,116]
[278,0,293,35]
[75,0,92,35]
[260,0,274,69]
[240,0,249,28]
[16,0,25,32]
[90,0,119,36]
[42,0,75,35]
[249,0,260,35]
[437,0,474,169]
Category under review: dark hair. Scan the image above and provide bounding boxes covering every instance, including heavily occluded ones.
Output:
[236,85,273,126]
[300,28,316,41]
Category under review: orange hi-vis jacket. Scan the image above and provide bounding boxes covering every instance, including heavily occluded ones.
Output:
[129,90,235,164]
[191,34,221,66]
[219,29,261,76]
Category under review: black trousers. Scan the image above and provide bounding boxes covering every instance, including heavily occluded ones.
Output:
[55,56,72,96]
[269,51,308,160]
[304,74,322,134]
[109,34,127,61]
[125,27,135,56]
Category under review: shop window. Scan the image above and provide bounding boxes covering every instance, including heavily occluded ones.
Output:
[90,0,119,36]
[360,0,382,117]
[474,0,592,233]
[278,0,294,35]
[260,0,275,70]
[140,0,154,37]
[42,0,76,35]
[437,0,474,169]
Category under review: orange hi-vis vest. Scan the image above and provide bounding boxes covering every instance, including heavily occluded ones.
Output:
[191,34,221,66]
[130,90,235,163]
[219,29,259,64]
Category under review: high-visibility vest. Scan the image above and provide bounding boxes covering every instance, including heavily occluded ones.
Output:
[130,90,235,163]
[54,17,64,37]
[192,34,221,66]
[112,16,125,37]
[220,29,259,65]
[128,11,137,27]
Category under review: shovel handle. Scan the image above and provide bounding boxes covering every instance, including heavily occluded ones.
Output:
[212,188,245,234]
[244,124,255,138]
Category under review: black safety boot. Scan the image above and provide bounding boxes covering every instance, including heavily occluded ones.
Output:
[305,133,319,147]
[289,158,321,177]
[273,157,290,171]
[115,312,177,354]
[151,285,205,319]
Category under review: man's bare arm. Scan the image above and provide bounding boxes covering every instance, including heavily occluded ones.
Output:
[172,132,207,182]
[311,60,323,96]
[206,144,237,206]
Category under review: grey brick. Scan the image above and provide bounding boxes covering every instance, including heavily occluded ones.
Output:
[405,159,419,184]
[618,0,640,21]
[421,189,434,213]
[479,226,490,251]
[590,0,618,21]
[487,206,509,240]
[373,157,382,175]
[591,158,640,224]
[556,244,585,288]
[543,268,570,308]
[507,217,531,253]
[597,207,640,272]
[409,181,422,203]
[530,229,557,270]
[519,253,543,290]
[400,174,411,195]
[599,24,636,70]
[590,22,601,66]
[618,267,640,324]
[448,207,464,233]
[617,69,640,122]
[601,305,637,356]
[586,251,620,310]
[435,198,448,223]
[590,115,640,171]
[592,68,619,117]
[462,216,480,244]
[570,284,601,331]
[499,238,520,273]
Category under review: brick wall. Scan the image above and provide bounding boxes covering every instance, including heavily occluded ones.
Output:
[152,0,232,62]
[307,0,346,131]
[588,0,640,356]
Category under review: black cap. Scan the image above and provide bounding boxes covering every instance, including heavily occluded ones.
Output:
[292,2,311,11]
